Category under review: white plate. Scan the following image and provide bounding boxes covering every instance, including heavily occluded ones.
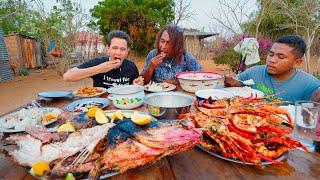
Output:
[195,89,234,100]
[0,107,62,133]
[223,86,264,98]
[65,98,109,112]
[144,82,176,93]
[73,87,107,98]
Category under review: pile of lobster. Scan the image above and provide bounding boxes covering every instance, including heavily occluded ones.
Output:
[179,95,307,165]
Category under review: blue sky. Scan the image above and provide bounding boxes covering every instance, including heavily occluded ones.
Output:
[42,0,257,33]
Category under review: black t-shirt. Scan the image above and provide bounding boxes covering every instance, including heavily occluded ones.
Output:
[77,56,139,88]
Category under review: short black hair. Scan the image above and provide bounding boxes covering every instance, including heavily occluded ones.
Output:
[275,35,306,59]
[107,30,131,47]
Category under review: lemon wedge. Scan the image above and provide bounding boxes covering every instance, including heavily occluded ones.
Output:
[65,172,76,180]
[57,123,76,133]
[31,161,50,176]
[43,112,58,122]
[87,107,100,118]
[95,109,109,124]
[131,112,152,125]
[150,106,160,116]
[114,110,124,120]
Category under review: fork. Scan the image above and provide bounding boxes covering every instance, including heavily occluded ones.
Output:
[71,139,100,166]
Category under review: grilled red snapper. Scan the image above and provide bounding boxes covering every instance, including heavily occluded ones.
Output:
[102,119,202,173]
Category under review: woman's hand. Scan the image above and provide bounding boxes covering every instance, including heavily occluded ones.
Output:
[149,53,166,70]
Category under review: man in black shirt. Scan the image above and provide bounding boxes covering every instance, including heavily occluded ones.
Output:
[63,30,144,88]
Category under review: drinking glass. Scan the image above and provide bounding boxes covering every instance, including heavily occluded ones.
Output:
[294,101,320,152]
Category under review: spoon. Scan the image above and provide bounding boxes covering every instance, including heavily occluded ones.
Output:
[239,79,255,86]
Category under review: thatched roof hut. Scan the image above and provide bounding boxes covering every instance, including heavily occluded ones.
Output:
[184,31,218,60]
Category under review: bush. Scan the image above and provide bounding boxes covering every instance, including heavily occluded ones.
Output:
[215,48,241,72]
[19,68,29,76]
[213,34,273,72]
[313,71,320,80]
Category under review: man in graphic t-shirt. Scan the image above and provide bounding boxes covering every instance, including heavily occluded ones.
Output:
[225,35,320,102]
[63,30,143,88]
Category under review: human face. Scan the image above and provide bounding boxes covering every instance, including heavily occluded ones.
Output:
[266,43,302,80]
[107,37,129,64]
[159,30,173,58]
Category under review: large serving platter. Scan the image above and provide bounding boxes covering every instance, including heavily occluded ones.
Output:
[197,144,287,165]
[0,107,62,133]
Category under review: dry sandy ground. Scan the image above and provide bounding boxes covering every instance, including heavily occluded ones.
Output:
[0,60,229,115]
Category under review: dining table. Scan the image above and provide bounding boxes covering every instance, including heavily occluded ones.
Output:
[0,86,320,180]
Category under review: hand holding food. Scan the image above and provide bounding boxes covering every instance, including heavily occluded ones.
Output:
[98,59,121,73]
[149,52,166,70]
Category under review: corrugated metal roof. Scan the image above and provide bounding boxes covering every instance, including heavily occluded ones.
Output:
[0,28,14,82]
[184,31,218,39]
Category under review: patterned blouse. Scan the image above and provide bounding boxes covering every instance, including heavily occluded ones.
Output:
[142,49,202,82]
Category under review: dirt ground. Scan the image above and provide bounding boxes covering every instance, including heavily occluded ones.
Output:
[0,60,229,115]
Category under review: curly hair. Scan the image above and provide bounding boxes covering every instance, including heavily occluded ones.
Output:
[107,30,131,47]
[155,24,185,64]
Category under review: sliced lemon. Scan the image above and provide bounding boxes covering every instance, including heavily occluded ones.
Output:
[131,112,152,125]
[107,112,116,120]
[65,172,76,180]
[57,123,76,133]
[150,106,160,116]
[123,112,131,118]
[43,112,58,122]
[87,107,100,118]
[95,109,109,124]
[31,161,50,176]
[114,110,124,120]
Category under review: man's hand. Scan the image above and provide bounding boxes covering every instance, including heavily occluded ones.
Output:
[98,59,121,73]
[148,53,166,70]
[133,76,144,86]
[224,76,243,87]
[311,88,320,102]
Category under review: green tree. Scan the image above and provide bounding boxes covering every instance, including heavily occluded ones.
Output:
[244,0,320,73]
[0,0,87,54]
[89,0,174,54]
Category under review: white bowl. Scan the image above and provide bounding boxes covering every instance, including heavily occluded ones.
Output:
[107,85,145,109]
[176,71,224,93]
[195,89,234,101]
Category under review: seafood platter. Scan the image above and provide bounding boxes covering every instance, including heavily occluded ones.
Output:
[1,106,202,179]
[73,87,107,98]
[179,94,307,165]
[144,81,176,92]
